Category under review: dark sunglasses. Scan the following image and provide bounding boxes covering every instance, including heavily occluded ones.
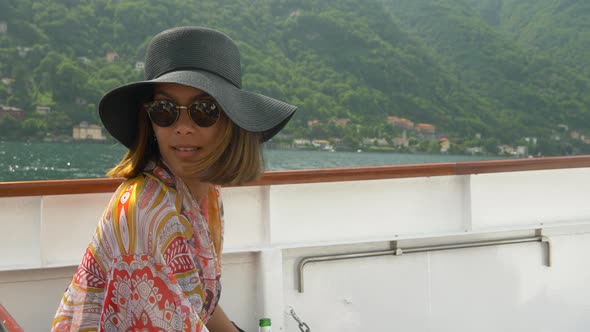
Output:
[143,100,221,128]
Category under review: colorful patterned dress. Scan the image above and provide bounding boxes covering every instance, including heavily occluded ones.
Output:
[52,160,224,332]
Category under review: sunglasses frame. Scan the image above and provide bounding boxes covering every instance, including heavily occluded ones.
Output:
[143,99,221,128]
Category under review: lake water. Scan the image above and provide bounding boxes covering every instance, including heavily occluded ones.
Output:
[0,141,506,182]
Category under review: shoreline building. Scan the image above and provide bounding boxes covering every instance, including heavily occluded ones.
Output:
[0,105,24,121]
[72,121,106,141]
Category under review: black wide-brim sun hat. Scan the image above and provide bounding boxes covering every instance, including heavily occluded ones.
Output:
[99,26,297,148]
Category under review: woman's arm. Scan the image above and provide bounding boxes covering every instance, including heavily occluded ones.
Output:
[206,306,241,332]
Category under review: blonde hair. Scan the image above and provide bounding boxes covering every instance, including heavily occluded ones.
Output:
[107,107,264,186]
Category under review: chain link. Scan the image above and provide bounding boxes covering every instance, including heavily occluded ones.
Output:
[288,306,310,332]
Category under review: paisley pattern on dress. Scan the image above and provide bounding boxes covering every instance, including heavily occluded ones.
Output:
[52,160,224,332]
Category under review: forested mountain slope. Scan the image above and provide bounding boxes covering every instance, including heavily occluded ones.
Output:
[1,0,588,149]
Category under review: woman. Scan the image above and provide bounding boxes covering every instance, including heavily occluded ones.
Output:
[52,26,296,331]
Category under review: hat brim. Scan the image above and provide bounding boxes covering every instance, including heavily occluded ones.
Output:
[99,70,297,148]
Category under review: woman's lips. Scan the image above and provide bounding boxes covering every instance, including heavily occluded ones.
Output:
[172,145,201,157]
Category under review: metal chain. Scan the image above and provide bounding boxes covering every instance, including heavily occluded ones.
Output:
[288,306,310,332]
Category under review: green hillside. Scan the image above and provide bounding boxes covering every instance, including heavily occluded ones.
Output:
[0,0,589,155]
[383,0,590,141]
[466,0,590,75]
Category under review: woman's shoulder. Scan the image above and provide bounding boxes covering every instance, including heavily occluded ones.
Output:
[100,172,181,255]
[115,172,166,200]
[104,171,176,220]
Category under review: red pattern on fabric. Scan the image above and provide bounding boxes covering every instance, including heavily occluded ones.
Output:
[100,256,197,331]
[164,236,197,275]
[73,248,106,289]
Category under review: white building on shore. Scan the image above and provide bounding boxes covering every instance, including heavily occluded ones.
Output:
[72,121,106,141]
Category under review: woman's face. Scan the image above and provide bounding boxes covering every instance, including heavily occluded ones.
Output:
[150,83,225,181]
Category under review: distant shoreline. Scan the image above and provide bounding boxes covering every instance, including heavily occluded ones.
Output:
[1,139,522,159]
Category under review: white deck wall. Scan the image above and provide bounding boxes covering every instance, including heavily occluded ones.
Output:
[1,168,590,331]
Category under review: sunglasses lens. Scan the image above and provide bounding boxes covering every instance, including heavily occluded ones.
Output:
[189,101,220,127]
[147,101,178,127]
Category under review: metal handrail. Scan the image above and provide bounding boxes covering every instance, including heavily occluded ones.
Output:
[297,234,551,292]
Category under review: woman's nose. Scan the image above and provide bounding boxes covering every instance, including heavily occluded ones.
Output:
[174,107,196,134]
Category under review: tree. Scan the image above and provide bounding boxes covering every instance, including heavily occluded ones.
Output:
[54,59,89,103]
[21,117,47,138]
[0,115,22,139]
[45,111,73,136]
